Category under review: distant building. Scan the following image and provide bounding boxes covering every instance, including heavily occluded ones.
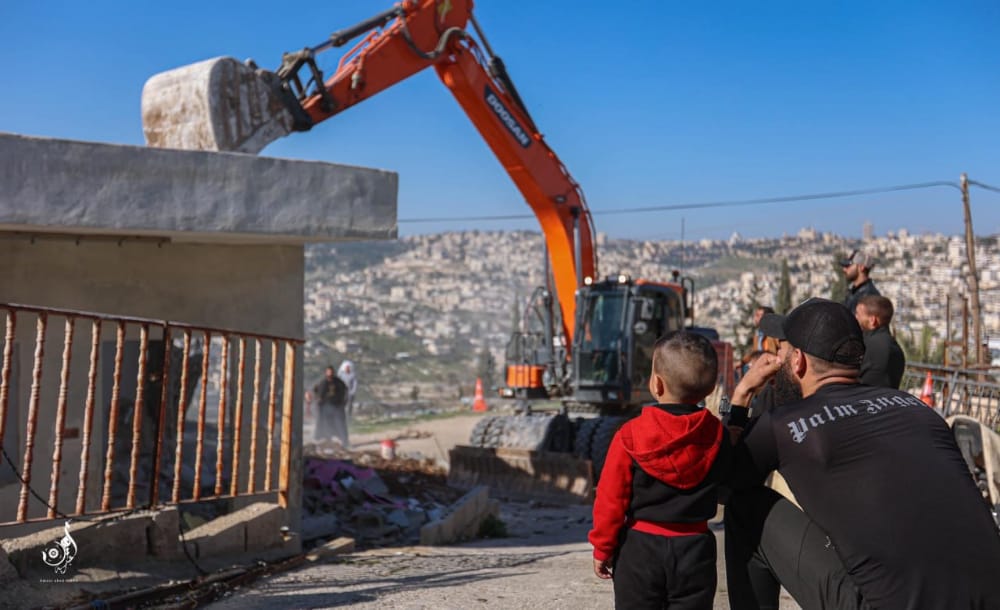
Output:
[863,221,874,241]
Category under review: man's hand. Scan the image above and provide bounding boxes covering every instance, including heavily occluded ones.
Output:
[731,352,782,405]
[593,557,613,579]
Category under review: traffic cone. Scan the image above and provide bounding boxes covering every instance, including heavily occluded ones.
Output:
[920,371,935,407]
[472,378,488,412]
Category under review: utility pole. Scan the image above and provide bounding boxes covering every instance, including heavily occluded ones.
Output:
[680,217,686,274]
[960,173,985,366]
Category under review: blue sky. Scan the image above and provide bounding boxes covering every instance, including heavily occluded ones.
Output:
[2,1,998,241]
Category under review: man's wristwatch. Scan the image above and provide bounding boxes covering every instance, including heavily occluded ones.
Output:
[720,396,750,427]
[719,396,732,416]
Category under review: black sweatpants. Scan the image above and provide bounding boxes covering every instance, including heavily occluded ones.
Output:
[613,529,716,609]
[724,487,870,610]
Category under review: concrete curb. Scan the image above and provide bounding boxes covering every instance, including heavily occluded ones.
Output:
[1,509,179,576]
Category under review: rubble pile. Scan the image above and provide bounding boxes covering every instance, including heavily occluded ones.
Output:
[301,447,465,548]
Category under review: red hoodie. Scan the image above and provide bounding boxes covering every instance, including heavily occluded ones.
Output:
[589,404,728,561]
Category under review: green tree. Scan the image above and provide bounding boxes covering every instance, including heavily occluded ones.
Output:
[828,253,848,303]
[735,276,764,357]
[776,258,792,314]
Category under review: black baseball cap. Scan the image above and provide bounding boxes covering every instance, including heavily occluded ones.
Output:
[758,298,865,366]
[840,249,876,269]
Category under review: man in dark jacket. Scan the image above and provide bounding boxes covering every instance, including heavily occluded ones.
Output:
[724,298,1000,610]
[306,365,349,446]
[855,294,906,388]
[841,249,880,313]
[589,330,730,609]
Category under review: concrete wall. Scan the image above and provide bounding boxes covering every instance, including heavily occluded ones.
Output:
[0,238,304,336]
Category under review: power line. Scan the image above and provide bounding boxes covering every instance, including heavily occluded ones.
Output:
[969,179,1000,194]
[398,180,962,224]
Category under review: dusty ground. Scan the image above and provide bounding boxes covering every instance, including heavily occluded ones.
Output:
[213,412,800,609]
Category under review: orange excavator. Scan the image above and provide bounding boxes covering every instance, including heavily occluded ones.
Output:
[141,0,732,499]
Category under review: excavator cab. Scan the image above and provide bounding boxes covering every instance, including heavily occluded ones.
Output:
[571,277,685,412]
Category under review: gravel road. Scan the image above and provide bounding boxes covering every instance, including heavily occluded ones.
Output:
[213,413,799,609]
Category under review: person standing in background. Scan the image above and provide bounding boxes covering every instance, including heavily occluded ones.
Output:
[306,365,349,447]
[841,249,880,314]
[337,360,358,417]
[855,295,906,389]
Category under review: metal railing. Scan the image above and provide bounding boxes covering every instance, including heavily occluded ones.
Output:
[0,303,301,525]
[902,363,1000,430]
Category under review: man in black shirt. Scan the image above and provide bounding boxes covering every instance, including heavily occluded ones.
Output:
[724,298,1000,610]
[841,249,880,314]
[855,294,906,389]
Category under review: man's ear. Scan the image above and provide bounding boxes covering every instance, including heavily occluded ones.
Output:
[793,349,808,378]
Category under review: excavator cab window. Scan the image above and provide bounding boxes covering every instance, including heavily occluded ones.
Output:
[629,289,685,391]
[577,292,626,385]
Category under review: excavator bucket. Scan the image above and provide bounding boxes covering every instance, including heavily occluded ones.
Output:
[141,57,294,154]
[449,413,593,503]
[448,446,594,504]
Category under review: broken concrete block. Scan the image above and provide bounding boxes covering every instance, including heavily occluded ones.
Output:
[148,507,182,559]
[0,546,19,583]
[306,537,355,562]
[385,509,410,529]
[419,486,492,546]
[184,502,285,558]
[0,132,398,243]
[300,513,340,542]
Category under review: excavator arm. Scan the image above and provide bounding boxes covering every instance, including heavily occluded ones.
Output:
[265,0,596,346]
[141,0,599,387]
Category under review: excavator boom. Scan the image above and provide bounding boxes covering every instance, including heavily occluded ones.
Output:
[141,0,596,349]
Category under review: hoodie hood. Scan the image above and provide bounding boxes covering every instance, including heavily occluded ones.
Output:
[619,405,723,489]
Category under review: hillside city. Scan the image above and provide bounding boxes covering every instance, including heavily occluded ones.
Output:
[303,228,1000,405]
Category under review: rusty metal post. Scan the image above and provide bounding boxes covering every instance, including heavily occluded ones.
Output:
[214,335,230,496]
[126,324,150,509]
[172,330,192,503]
[247,338,262,494]
[193,331,212,501]
[0,310,16,479]
[76,319,101,515]
[102,322,127,511]
[264,340,278,491]
[150,326,172,507]
[963,299,969,368]
[229,337,246,496]
[17,313,47,522]
[278,342,296,508]
[48,317,75,519]
[945,295,952,367]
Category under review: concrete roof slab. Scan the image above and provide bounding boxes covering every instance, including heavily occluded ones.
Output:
[0,132,397,244]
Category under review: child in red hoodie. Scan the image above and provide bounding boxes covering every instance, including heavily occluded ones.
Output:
[589,330,730,609]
